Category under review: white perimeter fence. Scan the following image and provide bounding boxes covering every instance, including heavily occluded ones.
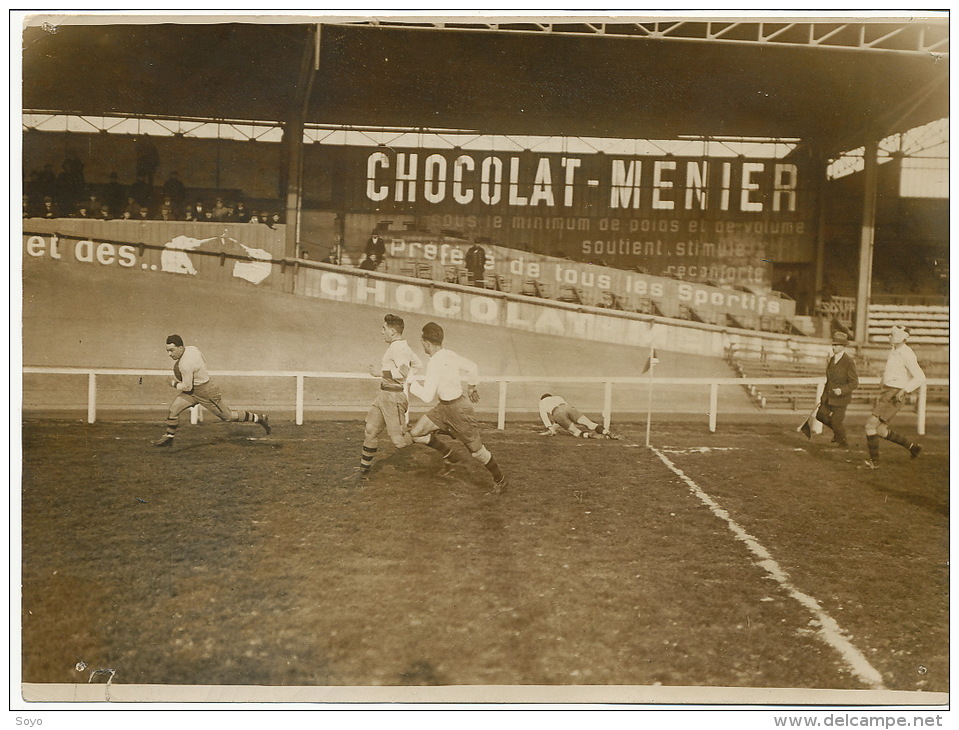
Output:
[22,367,946,435]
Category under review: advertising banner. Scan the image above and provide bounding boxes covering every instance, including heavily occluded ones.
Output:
[22,219,286,289]
[377,235,796,323]
[320,145,817,289]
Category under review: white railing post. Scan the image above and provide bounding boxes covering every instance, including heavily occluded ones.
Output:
[296,374,305,426]
[497,380,508,430]
[917,383,927,436]
[87,372,96,424]
[708,382,719,433]
[190,405,200,424]
[602,381,613,430]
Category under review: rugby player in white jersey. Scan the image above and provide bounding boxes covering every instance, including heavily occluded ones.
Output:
[356,314,423,474]
[408,322,508,494]
[863,325,926,469]
[538,393,618,439]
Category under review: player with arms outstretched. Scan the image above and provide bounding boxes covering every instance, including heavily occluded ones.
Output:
[356,314,423,474]
[408,322,507,494]
[154,334,270,447]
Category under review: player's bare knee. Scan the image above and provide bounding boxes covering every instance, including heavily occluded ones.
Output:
[412,433,432,445]
[876,423,889,438]
[864,415,880,435]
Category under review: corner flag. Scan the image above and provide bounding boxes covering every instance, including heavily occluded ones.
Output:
[642,349,660,374]
[644,346,659,447]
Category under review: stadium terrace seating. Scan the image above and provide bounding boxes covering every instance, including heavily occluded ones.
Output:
[867,304,948,345]
[727,343,946,410]
[725,352,823,410]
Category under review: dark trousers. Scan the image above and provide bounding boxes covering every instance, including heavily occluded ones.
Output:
[816,403,848,445]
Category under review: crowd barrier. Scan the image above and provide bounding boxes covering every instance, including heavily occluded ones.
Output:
[21,367,944,436]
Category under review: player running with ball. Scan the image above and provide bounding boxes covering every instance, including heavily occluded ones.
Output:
[153,334,270,447]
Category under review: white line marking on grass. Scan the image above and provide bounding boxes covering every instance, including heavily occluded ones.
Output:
[659,446,743,454]
[650,445,886,691]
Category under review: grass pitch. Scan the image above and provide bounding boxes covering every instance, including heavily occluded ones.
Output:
[19,415,948,696]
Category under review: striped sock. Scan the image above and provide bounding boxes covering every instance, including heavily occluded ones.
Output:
[360,445,377,471]
[164,417,179,437]
[241,411,260,423]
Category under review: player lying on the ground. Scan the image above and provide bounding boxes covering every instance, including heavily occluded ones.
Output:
[538,393,620,439]
[153,334,271,447]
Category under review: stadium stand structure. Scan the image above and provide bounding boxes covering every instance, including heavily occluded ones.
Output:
[725,341,946,411]
[867,303,948,345]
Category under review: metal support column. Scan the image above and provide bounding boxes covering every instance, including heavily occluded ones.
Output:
[854,138,879,345]
[282,25,320,293]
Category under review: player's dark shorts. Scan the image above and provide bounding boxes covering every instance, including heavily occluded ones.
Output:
[367,388,409,438]
[427,395,481,449]
[871,385,904,423]
[550,403,584,430]
[170,379,233,421]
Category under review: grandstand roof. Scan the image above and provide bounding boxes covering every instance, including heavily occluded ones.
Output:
[21,16,949,156]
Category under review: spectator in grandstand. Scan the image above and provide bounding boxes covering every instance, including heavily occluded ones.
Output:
[129,174,153,212]
[804,331,858,447]
[232,200,251,223]
[153,334,271,448]
[158,196,176,221]
[358,254,381,271]
[465,243,487,287]
[267,211,283,227]
[408,322,508,493]
[862,325,926,470]
[122,196,142,220]
[39,196,60,219]
[35,163,57,202]
[161,171,187,216]
[537,393,619,439]
[135,134,160,187]
[83,194,103,218]
[320,244,342,265]
[104,172,126,217]
[211,197,231,221]
[353,314,423,477]
[186,201,210,222]
[58,149,85,209]
[365,232,386,262]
